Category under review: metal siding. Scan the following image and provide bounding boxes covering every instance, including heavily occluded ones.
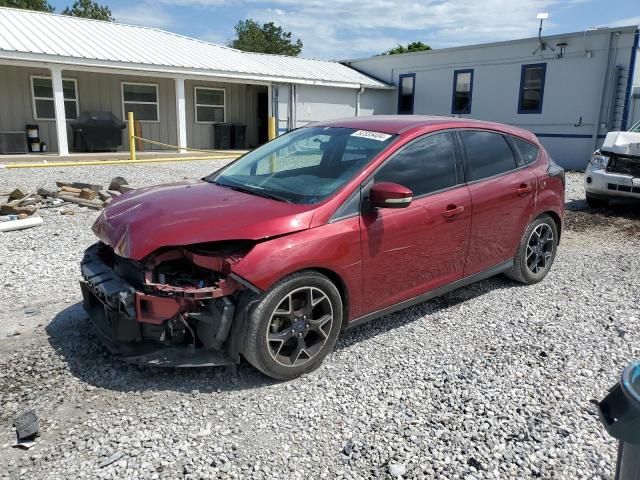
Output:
[185,79,259,149]
[349,27,639,169]
[0,64,59,151]
[359,89,395,116]
[294,85,357,128]
[0,7,387,89]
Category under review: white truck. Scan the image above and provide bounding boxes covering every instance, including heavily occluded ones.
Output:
[584,120,640,207]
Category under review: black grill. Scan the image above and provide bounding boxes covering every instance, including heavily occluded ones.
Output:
[71,112,126,152]
[607,183,640,194]
[606,155,640,177]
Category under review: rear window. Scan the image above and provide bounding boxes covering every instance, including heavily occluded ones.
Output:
[460,130,517,181]
[512,137,539,166]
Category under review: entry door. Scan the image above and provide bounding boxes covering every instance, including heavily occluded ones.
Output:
[457,130,538,276]
[257,90,268,145]
[361,132,472,313]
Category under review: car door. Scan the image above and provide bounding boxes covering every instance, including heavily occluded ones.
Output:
[360,131,472,313]
[457,129,537,277]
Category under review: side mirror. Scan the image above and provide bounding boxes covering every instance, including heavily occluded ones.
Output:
[369,182,413,209]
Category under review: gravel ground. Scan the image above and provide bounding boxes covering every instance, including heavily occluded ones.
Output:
[0,165,639,480]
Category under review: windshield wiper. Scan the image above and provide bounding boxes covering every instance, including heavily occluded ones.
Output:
[212,181,291,203]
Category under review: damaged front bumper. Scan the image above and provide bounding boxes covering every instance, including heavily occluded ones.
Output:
[79,243,258,367]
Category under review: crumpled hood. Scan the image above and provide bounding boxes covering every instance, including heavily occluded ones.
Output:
[92,180,315,260]
[602,131,640,157]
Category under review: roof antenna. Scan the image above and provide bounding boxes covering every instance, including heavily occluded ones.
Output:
[532,13,555,55]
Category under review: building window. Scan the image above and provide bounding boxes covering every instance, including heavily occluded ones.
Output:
[397,73,415,114]
[194,87,225,123]
[451,69,473,114]
[31,76,79,120]
[518,63,546,114]
[122,83,159,122]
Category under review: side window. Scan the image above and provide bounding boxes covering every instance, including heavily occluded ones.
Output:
[451,69,473,114]
[375,132,458,196]
[460,130,517,181]
[397,73,415,114]
[518,63,546,114]
[511,137,539,166]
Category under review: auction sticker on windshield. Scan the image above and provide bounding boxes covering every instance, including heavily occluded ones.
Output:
[351,130,392,142]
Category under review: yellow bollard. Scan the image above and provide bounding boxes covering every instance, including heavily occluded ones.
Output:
[268,116,276,141]
[267,116,277,172]
[128,111,136,161]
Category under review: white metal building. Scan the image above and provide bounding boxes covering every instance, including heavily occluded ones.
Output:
[0,6,391,156]
[345,26,640,169]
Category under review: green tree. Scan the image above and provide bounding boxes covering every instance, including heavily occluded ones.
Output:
[0,0,54,12]
[383,41,431,55]
[62,0,113,21]
[228,19,303,57]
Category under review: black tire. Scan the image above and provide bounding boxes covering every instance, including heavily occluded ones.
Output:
[586,194,609,208]
[505,214,558,285]
[242,271,343,380]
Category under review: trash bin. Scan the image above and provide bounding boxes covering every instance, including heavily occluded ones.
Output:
[213,123,232,149]
[25,124,41,153]
[231,124,247,149]
[598,361,640,480]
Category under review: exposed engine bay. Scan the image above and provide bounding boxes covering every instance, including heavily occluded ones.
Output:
[79,241,261,366]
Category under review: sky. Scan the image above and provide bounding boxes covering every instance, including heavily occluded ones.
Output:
[49,0,640,60]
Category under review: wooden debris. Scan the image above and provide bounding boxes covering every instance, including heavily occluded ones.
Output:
[16,197,39,207]
[60,186,82,194]
[79,188,97,201]
[56,181,103,192]
[8,187,28,201]
[108,176,128,192]
[37,187,57,198]
[97,190,112,201]
[60,207,75,215]
[59,195,103,210]
[0,204,37,216]
[107,190,121,197]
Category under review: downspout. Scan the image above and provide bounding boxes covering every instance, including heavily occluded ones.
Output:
[355,85,364,116]
[604,33,621,129]
[592,32,615,152]
[621,30,639,131]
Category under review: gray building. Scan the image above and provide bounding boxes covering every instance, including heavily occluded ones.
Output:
[345,26,640,169]
[0,7,391,156]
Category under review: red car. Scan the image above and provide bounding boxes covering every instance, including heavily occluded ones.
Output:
[81,116,564,379]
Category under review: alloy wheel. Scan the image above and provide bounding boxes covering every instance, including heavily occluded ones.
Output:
[266,286,334,367]
[526,223,554,275]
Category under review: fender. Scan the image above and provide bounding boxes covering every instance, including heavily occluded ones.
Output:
[231,217,364,320]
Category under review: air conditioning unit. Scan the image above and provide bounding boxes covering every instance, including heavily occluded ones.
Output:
[0,132,28,154]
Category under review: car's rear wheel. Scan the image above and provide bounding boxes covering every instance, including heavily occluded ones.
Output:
[242,271,342,380]
[506,215,558,285]
[586,194,609,208]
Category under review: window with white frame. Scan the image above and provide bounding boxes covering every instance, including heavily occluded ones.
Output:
[195,87,225,123]
[31,76,79,120]
[122,83,159,122]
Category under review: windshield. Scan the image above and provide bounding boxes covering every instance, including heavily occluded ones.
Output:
[629,120,640,133]
[206,127,396,204]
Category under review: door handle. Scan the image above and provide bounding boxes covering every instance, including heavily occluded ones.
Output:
[517,183,533,196]
[442,205,464,219]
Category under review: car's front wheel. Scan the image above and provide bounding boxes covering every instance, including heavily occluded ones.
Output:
[506,214,558,285]
[242,271,343,380]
